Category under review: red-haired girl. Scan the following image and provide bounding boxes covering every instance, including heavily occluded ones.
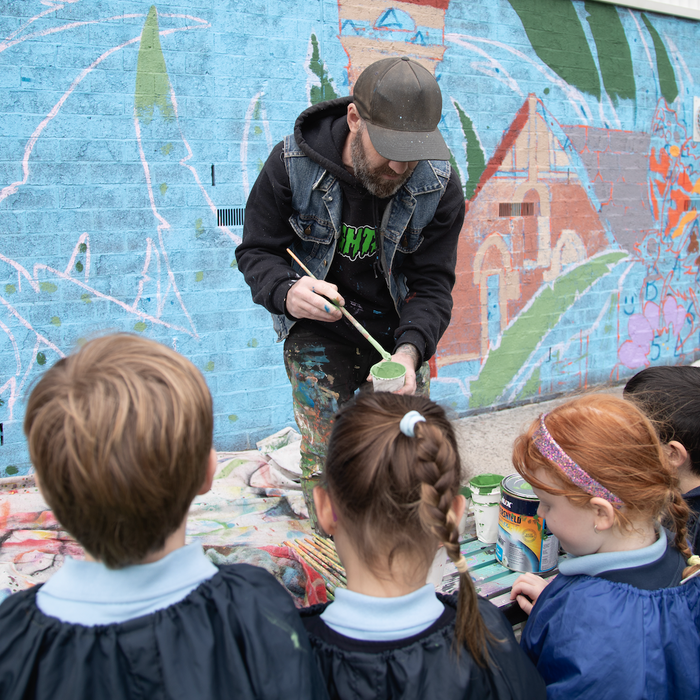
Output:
[301,392,545,700]
[510,394,700,700]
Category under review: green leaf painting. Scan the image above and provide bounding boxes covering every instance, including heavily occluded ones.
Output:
[584,2,635,105]
[309,33,338,105]
[453,100,486,201]
[642,14,678,105]
[135,6,175,124]
[508,0,601,100]
[469,252,627,408]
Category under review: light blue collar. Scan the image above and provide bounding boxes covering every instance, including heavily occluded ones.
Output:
[320,583,444,641]
[37,543,217,625]
[559,527,667,577]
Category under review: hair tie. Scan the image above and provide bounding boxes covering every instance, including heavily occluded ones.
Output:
[454,555,469,574]
[532,414,624,507]
[688,555,700,567]
[399,410,425,437]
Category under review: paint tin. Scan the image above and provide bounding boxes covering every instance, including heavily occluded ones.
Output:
[496,474,559,573]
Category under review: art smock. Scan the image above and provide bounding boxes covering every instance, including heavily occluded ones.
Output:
[521,529,700,699]
[302,594,546,700]
[0,561,329,700]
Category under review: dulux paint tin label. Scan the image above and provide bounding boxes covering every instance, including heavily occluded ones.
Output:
[495,474,559,573]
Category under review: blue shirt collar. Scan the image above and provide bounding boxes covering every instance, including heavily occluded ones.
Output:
[320,583,444,641]
[559,527,667,577]
[37,543,217,625]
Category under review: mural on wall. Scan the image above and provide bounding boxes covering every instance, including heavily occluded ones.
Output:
[0,0,699,475]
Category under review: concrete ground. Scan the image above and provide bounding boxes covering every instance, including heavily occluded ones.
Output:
[452,385,624,482]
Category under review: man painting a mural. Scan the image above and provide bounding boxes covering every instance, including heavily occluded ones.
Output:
[236,56,465,528]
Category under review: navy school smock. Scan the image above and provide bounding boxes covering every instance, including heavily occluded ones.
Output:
[521,542,700,700]
[0,564,329,700]
[300,594,546,700]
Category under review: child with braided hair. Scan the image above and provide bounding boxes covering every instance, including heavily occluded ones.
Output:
[509,394,700,700]
[300,392,545,700]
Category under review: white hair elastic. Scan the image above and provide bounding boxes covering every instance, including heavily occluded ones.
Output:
[399,410,426,437]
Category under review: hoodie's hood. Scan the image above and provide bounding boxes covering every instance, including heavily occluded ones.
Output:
[293,96,356,185]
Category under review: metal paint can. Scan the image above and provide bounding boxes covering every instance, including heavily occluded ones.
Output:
[496,474,559,573]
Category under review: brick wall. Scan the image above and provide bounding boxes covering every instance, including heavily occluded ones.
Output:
[1,0,699,474]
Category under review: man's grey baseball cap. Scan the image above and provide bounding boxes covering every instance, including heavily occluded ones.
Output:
[352,56,450,162]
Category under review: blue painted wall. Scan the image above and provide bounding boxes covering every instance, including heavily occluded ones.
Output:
[1,0,699,475]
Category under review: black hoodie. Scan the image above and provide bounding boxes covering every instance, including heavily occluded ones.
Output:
[236,97,465,362]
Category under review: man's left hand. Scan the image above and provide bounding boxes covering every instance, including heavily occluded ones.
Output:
[390,349,417,395]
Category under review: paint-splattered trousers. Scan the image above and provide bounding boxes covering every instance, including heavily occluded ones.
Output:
[283,324,430,533]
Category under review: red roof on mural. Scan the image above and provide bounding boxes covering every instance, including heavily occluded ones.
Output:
[395,0,451,10]
[468,97,531,206]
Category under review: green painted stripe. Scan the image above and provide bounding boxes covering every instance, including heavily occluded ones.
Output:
[469,251,628,408]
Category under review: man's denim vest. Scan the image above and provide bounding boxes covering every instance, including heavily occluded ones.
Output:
[272,133,451,341]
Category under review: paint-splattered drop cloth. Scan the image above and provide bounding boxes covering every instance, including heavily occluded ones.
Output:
[0,563,329,700]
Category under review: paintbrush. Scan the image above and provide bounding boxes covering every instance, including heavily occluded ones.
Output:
[307,536,344,569]
[286,248,392,361]
[284,540,338,598]
[286,540,346,590]
[301,540,347,582]
[294,541,347,587]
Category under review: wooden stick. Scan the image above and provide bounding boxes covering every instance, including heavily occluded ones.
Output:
[286,248,392,361]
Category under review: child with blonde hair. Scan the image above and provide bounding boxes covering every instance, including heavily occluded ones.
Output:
[510,394,700,700]
[0,334,327,700]
[301,392,545,700]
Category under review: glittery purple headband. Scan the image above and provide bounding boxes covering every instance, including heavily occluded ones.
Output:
[532,414,624,507]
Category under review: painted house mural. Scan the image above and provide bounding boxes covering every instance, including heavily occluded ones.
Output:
[0,0,699,475]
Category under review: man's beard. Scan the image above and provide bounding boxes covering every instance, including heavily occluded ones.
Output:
[350,129,415,198]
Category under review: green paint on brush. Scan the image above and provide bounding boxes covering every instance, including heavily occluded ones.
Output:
[508,0,601,100]
[135,6,175,124]
[371,361,405,379]
[469,251,627,408]
[584,2,635,105]
[641,14,678,104]
[309,33,338,105]
[453,100,485,201]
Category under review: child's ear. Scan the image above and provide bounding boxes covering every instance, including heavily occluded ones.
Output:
[665,441,690,473]
[450,494,467,524]
[589,497,615,533]
[197,448,217,496]
[313,485,337,536]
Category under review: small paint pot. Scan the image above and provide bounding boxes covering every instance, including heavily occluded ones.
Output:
[370,360,406,393]
[469,473,504,544]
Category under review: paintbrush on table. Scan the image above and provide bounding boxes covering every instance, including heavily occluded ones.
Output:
[285,248,392,362]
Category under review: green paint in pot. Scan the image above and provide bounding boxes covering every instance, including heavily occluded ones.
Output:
[371,361,405,379]
[469,473,504,495]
